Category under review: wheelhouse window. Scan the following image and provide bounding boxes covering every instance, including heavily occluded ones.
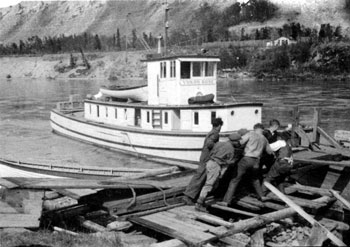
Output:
[180,61,191,79]
[205,62,214,77]
[194,112,199,125]
[164,112,168,124]
[124,109,127,120]
[192,62,202,77]
[89,104,91,114]
[105,107,108,118]
[147,111,150,123]
[211,111,216,123]
[96,105,100,117]
[160,61,167,78]
[170,60,176,78]
[115,108,118,119]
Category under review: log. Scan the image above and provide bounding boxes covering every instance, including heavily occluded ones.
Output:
[211,204,259,217]
[330,189,350,210]
[211,195,334,240]
[317,126,343,150]
[122,203,185,220]
[150,239,186,247]
[79,217,107,232]
[53,226,79,236]
[288,183,335,197]
[263,181,345,247]
[294,158,350,168]
[195,214,234,228]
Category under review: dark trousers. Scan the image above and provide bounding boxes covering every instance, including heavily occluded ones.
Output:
[184,162,206,200]
[223,156,263,204]
[262,160,291,195]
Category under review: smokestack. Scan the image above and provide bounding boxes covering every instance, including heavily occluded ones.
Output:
[157,35,163,54]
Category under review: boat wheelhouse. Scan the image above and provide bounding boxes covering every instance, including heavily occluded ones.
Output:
[50,55,262,164]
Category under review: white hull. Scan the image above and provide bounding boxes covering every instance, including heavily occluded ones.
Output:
[100,86,148,102]
[51,110,203,163]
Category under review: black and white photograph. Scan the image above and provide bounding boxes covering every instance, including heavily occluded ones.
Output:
[0,0,350,246]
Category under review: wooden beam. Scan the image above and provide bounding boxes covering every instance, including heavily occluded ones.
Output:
[288,183,336,197]
[53,226,79,236]
[263,181,345,247]
[318,126,343,150]
[195,215,234,228]
[210,204,258,217]
[294,157,350,168]
[291,106,300,147]
[312,107,321,143]
[0,214,41,228]
[330,189,350,210]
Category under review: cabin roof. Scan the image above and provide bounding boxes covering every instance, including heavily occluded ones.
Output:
[142,54,220,63]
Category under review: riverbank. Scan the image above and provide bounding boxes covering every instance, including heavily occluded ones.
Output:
[0,51,146,81]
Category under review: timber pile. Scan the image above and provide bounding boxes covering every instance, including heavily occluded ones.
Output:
[0,174,350,246]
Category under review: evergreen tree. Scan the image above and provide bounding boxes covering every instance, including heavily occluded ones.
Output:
[116,29,121,50]
[132,29,137,49]
[94,34,102,50]
[19,40,26,54]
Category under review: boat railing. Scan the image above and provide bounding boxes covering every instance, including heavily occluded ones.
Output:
[56,101,84,112]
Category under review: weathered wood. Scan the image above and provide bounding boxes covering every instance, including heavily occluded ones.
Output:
[312,108,321,143]
[294,157,350,168]
[211,195,334,239]
[131,215,216,247]
[263,181,345,246]
[0,178,18,188]
[318,126,343,150]
[211,204,258,217]
[305,223,328,246]
[79,218,107,232]
[43,196,78,211]
[318,217,349,231]
[0,201,19,213]
[150,239,186,247]
[103,186,186,214]
[106,220,132,231]
[195,214,233,228]
[330,189,350,210]
[54,189,98,200]
[266,193,328,210]
[122,203,184,220]
[291,106,300,147]
[250,228,265,247]
[288,183,335,197]
[0,214,41,228]
[53,226,79,236]
[294,126,312,147]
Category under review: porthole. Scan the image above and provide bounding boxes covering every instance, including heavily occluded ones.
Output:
[255,109,259,114]
[231,110,234,116]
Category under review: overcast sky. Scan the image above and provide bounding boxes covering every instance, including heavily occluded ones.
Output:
[0,0,23,8]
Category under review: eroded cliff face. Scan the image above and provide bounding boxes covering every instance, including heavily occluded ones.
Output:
[0,0,348,46]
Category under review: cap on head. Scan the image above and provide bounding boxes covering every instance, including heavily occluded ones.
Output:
[228,133,241,141]
[253,123,264,130]
[212,118,223,127]
[237,128,249,136]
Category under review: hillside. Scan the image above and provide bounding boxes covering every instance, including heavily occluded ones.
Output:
[0,0,349,46]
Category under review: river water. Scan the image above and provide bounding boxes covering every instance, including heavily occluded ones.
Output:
[0,78,350,169]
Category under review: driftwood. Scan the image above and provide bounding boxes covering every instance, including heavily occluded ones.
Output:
[263,181,345,247]
[53,226,78,236]
[211,204,258,217]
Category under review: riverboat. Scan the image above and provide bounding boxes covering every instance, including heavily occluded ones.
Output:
[50,54,262,164]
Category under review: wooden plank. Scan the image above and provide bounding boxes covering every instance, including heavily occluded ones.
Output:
[266,193,328,210]
[103,186,185,212]
[131,216,216,247]
[54,189,98,200]
[210,204,258,217]
[312,108,321,143]
[122,203,184,220]
[318,126,343,150]
[288,183,335,197]
[150,239,186,247]
[294,157,350,168]
[0,178,18,188]
[195,214,233,228]
[0,214,40,228]
[330,189,350,210]
[53,226,79,236]
[5,177,175,190]
[263,181,345,246]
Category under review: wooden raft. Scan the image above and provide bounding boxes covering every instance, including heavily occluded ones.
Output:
[130,206,224,246]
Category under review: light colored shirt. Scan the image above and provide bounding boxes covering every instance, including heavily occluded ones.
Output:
[270,140,287,152]
[240,131,273,158]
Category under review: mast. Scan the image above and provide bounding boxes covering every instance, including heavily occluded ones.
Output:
[164,1,169,55]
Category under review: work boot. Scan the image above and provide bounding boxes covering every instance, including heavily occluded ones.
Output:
[182,195,195,205]
[216,201,229,207]
[195,203,208,213]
